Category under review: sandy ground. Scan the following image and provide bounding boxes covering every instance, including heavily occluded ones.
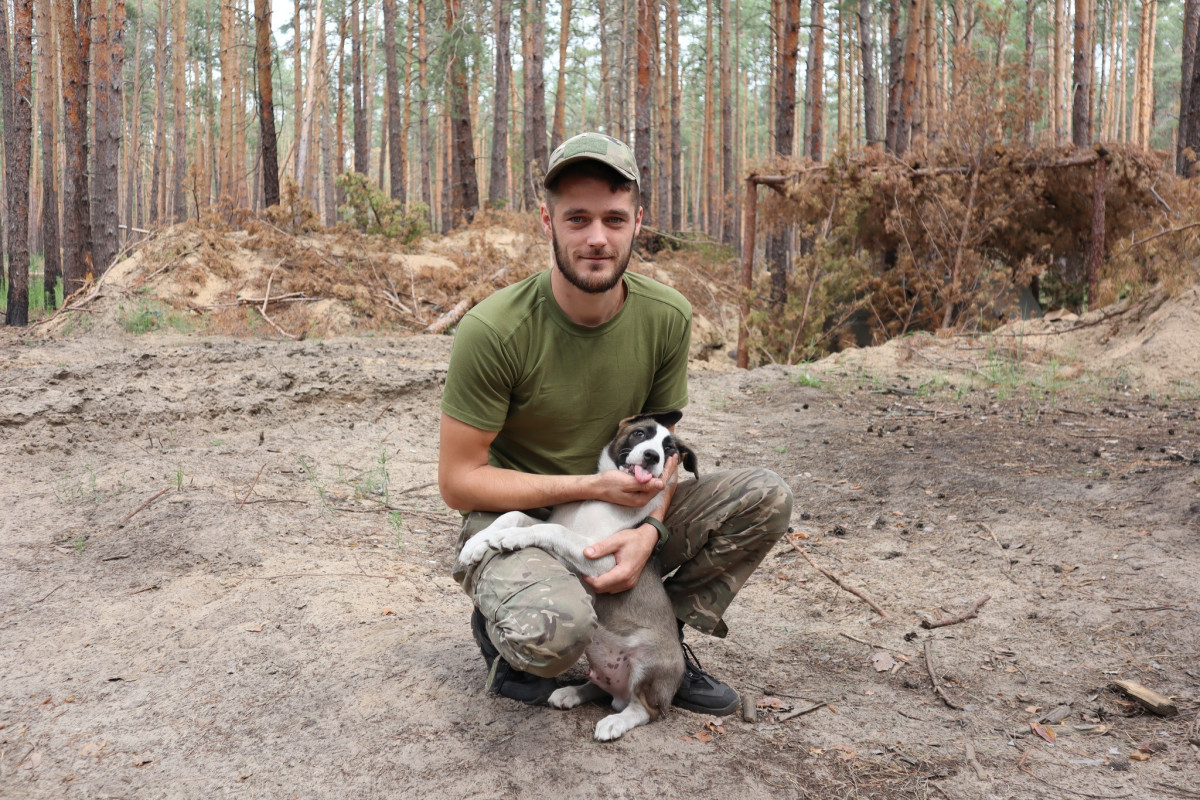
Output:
[2,260,1200,798]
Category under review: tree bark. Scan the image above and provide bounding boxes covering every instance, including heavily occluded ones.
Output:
[489,0,511,208]
[895,0,923,155]
[703,0,715,233]
[256,0,281,207]
[91,0,125,277]
[59,0,93,293]
[720,0,735,243]
[522,0,547,209]
[666,0,681,230]
[1179,0,1199,173]
[1072,0,1093,146]
[446,0,479,226]
[3,0,33,323]
[635,0,654,224]
[298,0,326,199]
[417,0,432,215]
[149,0,169,223]
[1185,2,1200,167]
[858,0,879,146]
[1024,0,1036,146]
[352,0,368,176]
[769,0,800,308]
[219,0,236,200]
[37,0,61,309]
[885,0,903,152]
[382,0,405,201]
[551,0,571,150]
[805,0,824,161]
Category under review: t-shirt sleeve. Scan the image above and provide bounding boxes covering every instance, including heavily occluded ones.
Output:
[440,314,514,432]
[642,305,691,414]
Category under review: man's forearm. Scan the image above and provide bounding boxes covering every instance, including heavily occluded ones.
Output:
[440,464,597,513]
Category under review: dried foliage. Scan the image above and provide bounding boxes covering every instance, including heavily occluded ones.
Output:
[742,11,1199,367]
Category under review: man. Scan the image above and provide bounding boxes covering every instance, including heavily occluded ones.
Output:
[439,132,792,716]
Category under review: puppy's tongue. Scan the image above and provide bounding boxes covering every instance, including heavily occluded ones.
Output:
[631,464,653,484]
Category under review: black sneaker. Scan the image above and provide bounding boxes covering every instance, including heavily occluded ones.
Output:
[470,608,559,705]
[673,640,741,716]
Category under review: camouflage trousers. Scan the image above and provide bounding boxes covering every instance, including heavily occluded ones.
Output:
[451,467,793,677]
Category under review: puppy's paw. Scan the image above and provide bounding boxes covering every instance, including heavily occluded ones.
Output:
[456,532,500,566]
[548,685,588,710]
[594,714,636,741]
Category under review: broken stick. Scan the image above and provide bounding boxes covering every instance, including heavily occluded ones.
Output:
[1110,679,1178,717]
[920,594,992,629]
[120,487,171,524]
[923,639,962,710]
[789,537,888,617]
[424,298,472,334]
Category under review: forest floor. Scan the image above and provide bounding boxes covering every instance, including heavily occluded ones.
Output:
[1,220,1199,799]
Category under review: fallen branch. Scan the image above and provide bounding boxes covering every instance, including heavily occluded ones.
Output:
[777,701,827,721]
[789,537,888,617]
[257,261,300,340]
[120,487,171,524]
[920,595,992,629]
[923,639,962,710]
[1110,679,1178,716]
[239,464,266,508]
[964,741,989,781]
[424,298,472,334]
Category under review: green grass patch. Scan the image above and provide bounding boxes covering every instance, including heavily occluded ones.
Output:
[119,298,193,334]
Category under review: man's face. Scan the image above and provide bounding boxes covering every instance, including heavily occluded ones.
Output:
[541,174,642,295]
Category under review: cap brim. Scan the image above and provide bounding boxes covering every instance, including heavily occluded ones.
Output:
[543,154,640,189]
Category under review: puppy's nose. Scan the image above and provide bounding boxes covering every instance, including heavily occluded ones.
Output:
[643,451,660,467]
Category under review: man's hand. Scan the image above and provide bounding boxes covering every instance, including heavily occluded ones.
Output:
[583,455,680,594]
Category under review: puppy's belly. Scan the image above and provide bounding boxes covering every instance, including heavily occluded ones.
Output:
[584,629,650,702]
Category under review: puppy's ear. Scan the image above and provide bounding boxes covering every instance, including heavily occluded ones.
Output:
[649,409,683,429]
[674,439,699,477]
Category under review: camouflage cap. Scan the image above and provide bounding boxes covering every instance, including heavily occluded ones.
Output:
[544,132,641,190]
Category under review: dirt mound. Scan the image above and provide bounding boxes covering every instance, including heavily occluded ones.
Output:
[813,284,1200,397]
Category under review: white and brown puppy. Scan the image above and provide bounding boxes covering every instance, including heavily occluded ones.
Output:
[457,410,698,741]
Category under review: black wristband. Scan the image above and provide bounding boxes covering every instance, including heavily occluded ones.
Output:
[642,517,671,554]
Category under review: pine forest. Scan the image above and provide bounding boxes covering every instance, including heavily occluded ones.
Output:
[2,0,1200,360]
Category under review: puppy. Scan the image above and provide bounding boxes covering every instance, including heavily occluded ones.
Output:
[457,410,697,741]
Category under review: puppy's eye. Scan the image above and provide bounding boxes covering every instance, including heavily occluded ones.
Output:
[631,429,646,441]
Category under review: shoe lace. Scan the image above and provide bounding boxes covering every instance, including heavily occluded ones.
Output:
[680,641,716,684]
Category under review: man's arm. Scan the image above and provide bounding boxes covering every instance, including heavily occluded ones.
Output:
[438,413,670,513]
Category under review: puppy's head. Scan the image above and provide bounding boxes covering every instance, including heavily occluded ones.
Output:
[600,410,699,481]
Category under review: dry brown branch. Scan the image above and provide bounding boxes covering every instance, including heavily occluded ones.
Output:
[923,639,962,710]
[964,741,989,781]
[920,595,992,629]
[788,537,888,617]
[239,464,266,508]
[424,299,472,334]
[777,701,828,721]
[120,487,171,524]
[1110,679,1179,716]
[257,261,300,340]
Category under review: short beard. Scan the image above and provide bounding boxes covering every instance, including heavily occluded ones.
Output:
[551,228,632,294]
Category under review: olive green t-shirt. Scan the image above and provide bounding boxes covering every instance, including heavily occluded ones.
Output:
[441,269,691,476]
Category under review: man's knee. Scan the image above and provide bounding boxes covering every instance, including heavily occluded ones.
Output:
[480,563,597,676]
[753,467,794,534]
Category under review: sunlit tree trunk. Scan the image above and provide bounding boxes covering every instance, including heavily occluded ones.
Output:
[667,0,681,231]
[894,0,922,155]
[805,0,824,161]
[702,0,715,233]
[417,0,431,215]
[720,0,735,243]
[298,0,325,198]
[293,0,303,176]
[1072,0,1094,146]
[633,0,654,223]
[219,0,235,200]
[522,0,547,208]
[149,0,169,223]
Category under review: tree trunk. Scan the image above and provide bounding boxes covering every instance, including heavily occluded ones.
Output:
[805,0,824,161]
[551,0,571,150]
[490,0,512,208]
[1184,1,1200,166]
[1180,0,1198,173]
[720,0,735,243]
[895,0,923,155]
[1072,0,1093,146]
[170,0,187,219]
[769,0,800,309]
[858,0,880,146]
[149,0,169,223]
[352,0,368,175]
[219,0,235,200]
[666,0,681,231]
[298,0,326,199]
[124,0,144,243]
[417,0,432,215]
[256,0,281,207]
[446,0,479,227]
[634,0,654,224]
[293,0,303,175]
[382,0,405,201]
[885,0,903,152]
[1024,0,1036,146]
[3,0,33,324]
[91,0,124,277]
[37,0,61,308]
[59,0,92,293]
[522,0,547,208]
[703,0,715,233]
[1054,0,1067,142]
